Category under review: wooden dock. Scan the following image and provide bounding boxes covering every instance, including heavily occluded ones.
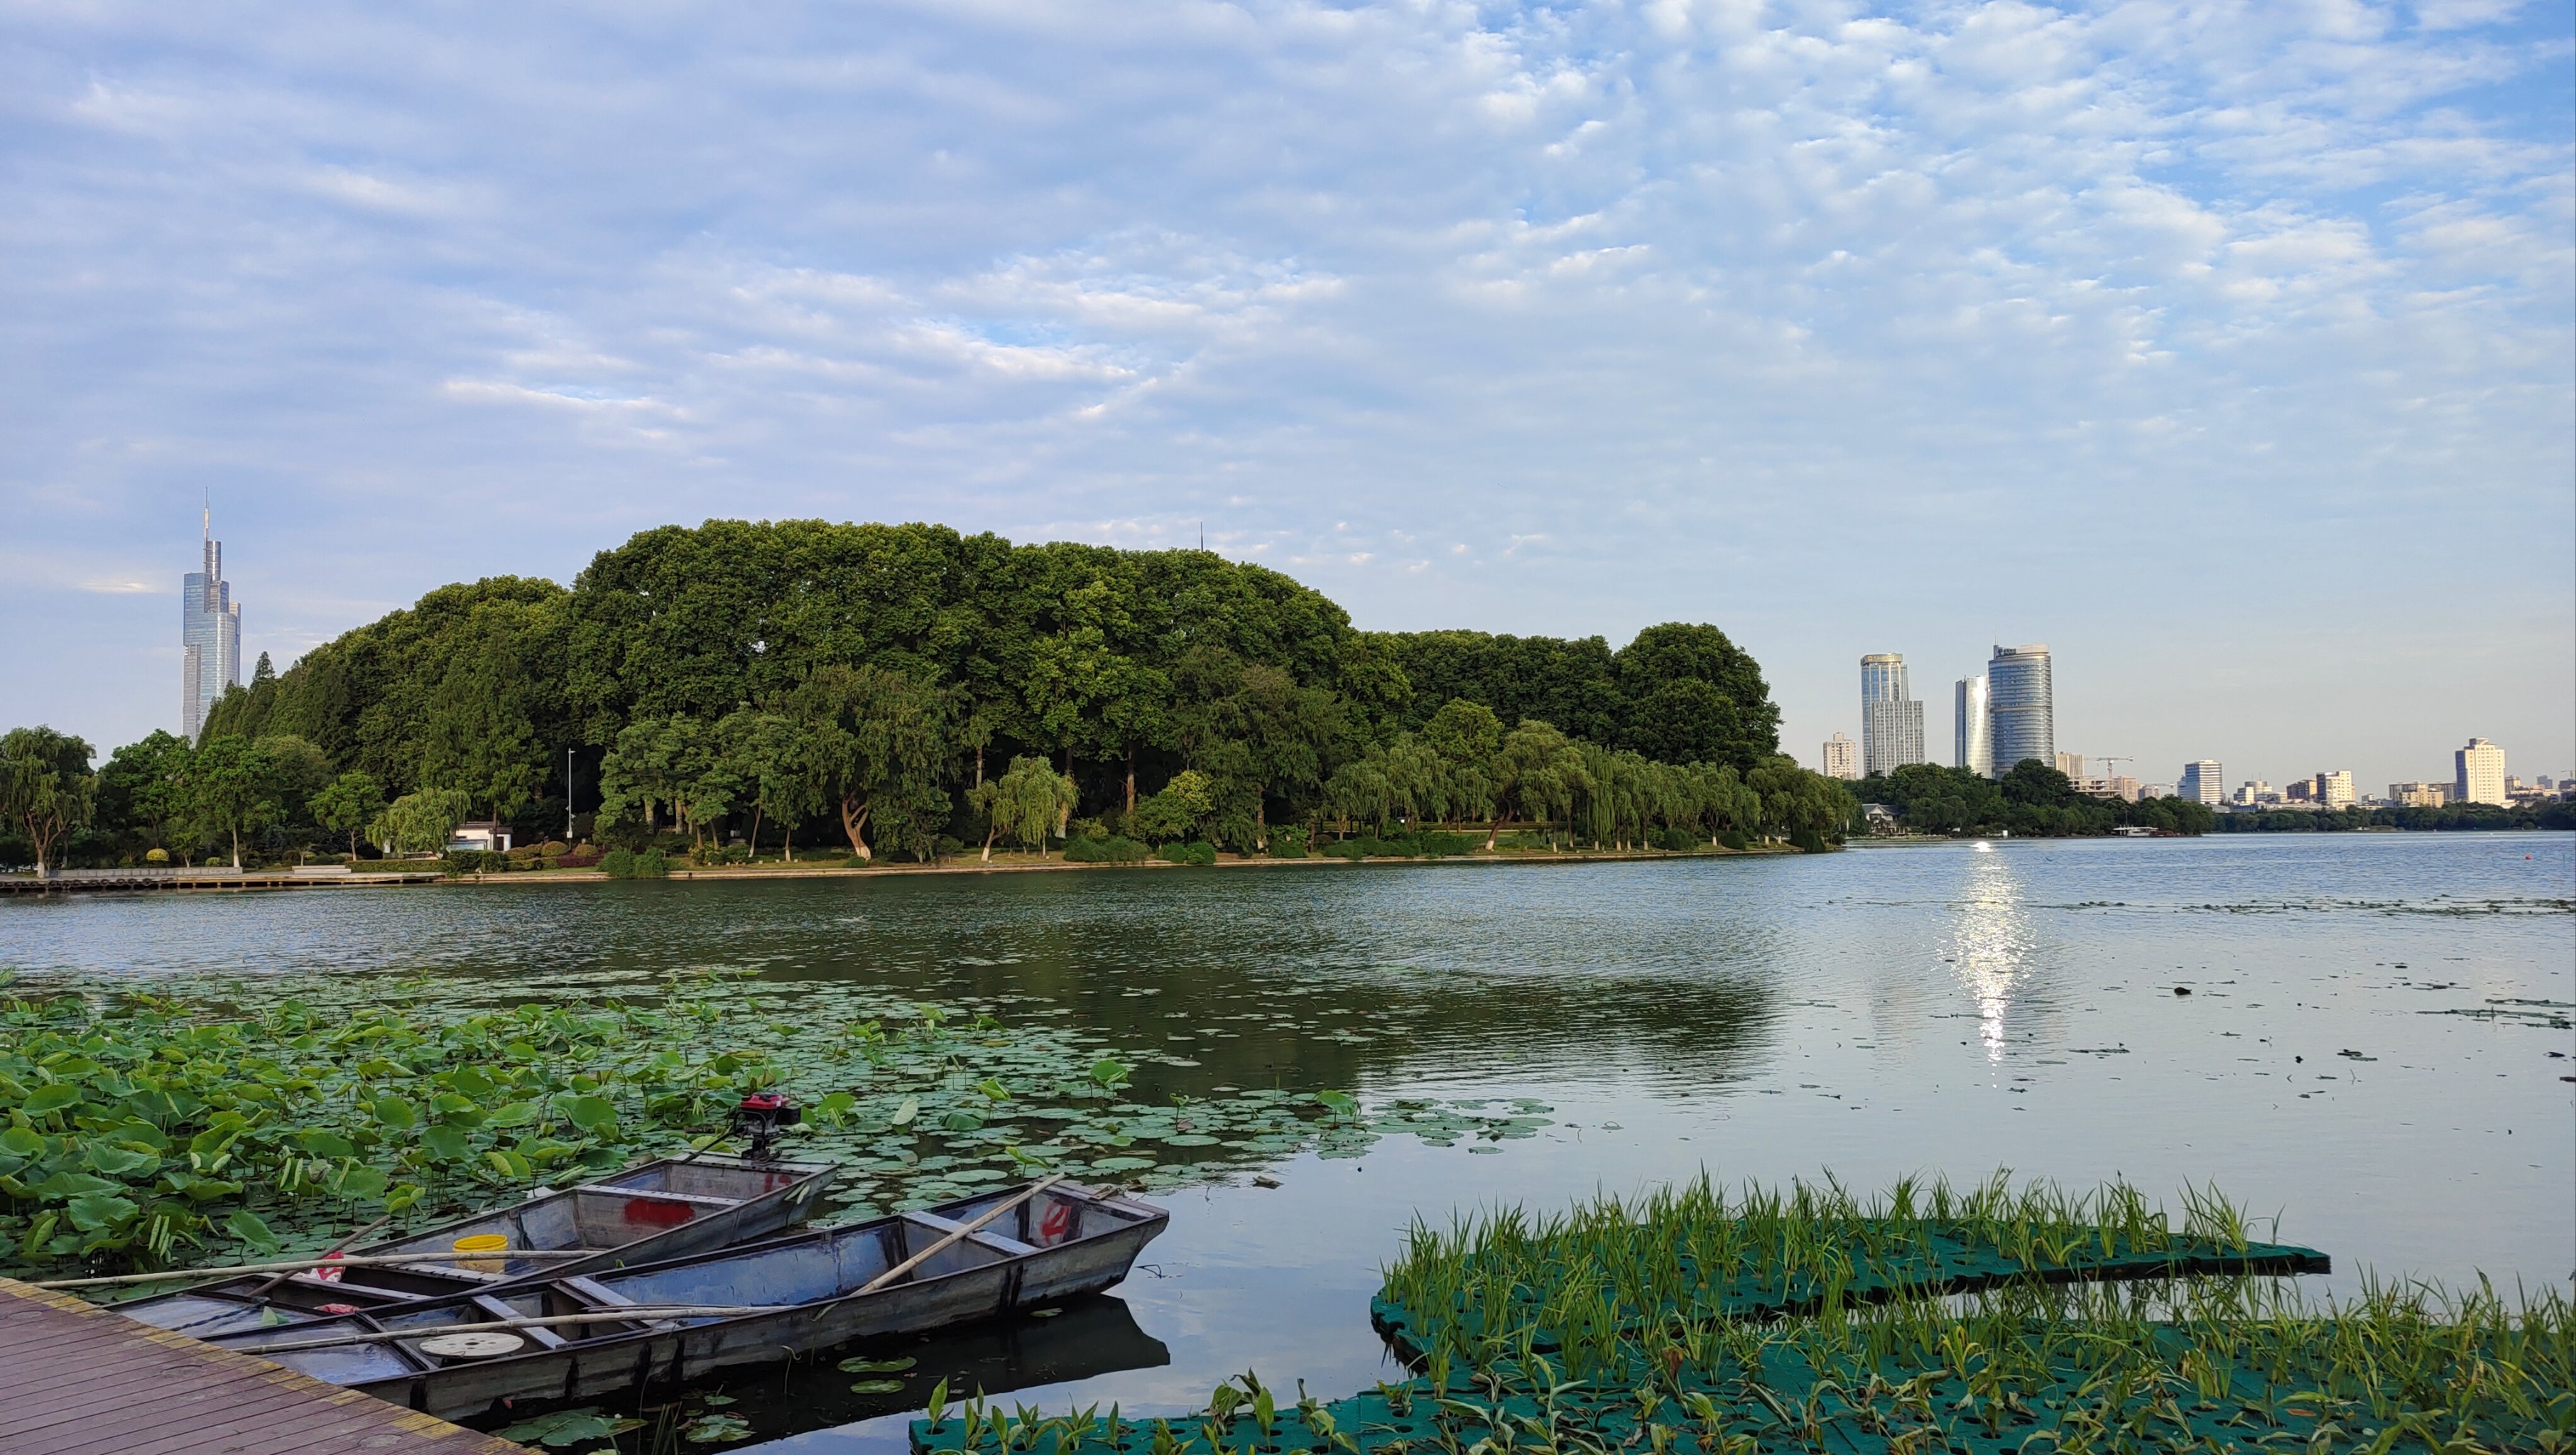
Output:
[0,1278,528,1455]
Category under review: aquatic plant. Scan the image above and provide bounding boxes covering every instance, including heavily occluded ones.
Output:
[910,1178,2575,1455]
[0,966,1504,1276]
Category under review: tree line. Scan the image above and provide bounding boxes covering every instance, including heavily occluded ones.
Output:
[2210,801,2575,833]
[4,520,1859,870]
[1851,762,2220,838]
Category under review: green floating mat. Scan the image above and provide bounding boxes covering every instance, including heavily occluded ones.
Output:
[1369,1224,2332,1363]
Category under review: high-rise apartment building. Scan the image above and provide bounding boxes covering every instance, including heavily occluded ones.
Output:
[1859,654,1925,777]
[2054,752,2085,781]
[2454,737,2506,806]
[181,507,241,743]
[1953,676,1990,776]
[2178,760,2223,806]
[1987,644,2053,777]
[2389,782,2447,808]
[1821,732,1859,780]
[2315,770,2354,808]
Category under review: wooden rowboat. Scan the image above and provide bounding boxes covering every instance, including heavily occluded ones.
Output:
[116,1152,839,1335]
[190,1179,1165,1422]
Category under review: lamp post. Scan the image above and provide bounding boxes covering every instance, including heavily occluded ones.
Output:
[566,747,575,842]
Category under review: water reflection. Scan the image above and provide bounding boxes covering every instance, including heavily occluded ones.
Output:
[1947,848,2033,1062]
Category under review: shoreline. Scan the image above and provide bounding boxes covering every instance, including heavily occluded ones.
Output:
[443,840,1812,886]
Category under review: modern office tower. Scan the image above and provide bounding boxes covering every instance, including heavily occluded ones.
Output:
[2178,760,2223,805]
[180,505,241,743]
[1821,732,1860,780]
[2054,752,2086,781]
[2315,770,2355,808]
[1859,654,1925,776]
[1954,676,1990,775]
[2455,737,2506,806]
[2233,779,2271,806]
[1987,644,2053,777]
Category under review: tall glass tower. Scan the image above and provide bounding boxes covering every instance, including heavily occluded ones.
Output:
[182,505,241,742]
[1987,644,2053,777]
[1859,654,1925,776]
[1955,676,1990,776]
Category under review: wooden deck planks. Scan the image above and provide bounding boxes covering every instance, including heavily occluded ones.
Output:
[0,1279,528,1455]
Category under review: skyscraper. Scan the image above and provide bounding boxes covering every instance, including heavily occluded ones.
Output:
[2454,738,2506,806]
[2178,760,2223,806]
[1859,654,1925,776]
[1821,732,1859,780]
[181,505,241,743]
[1954,676,1990,776]
[1986,644,2053,777]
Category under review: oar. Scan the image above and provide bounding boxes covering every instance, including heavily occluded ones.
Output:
[217,1305,800,1356]
[30,1249,606,1291]
[848,1174,1066,1299]
[243,1213,391,1302]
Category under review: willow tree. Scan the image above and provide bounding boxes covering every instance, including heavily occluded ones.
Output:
[800,664,951,861]
[1490,720,1591,850]
[973,754,1079,861]
[1,726,94,877]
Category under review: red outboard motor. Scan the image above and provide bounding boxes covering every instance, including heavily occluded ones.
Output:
[729,1091,800,1159]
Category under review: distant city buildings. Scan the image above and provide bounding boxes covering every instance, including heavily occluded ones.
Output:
[1859,654,1925,776]
[2389,781,2449,808]
[1954,676,1990,777]
[2054,752,2085,781]
[1987,644,2053,776]
[2178,760,2223,806]
[2455,737,2506,806]
[2232,780,2271,806]
[181,505,241,744]
[2315,770,2354,808]
[1821,732,1859,780]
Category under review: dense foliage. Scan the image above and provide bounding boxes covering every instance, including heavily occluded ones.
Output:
[7,520,1860,867]
[1853,761,2217,838]
[2214,801,2576,833]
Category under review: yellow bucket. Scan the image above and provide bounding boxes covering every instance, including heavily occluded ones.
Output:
[451,1233,511,1274]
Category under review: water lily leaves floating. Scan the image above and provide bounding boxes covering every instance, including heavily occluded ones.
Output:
[891,1096,920,1125]
[681,1411,755,1444]
[850,1379,909,1395]
[496,1407,646,1448]
[840,1356,917,1373]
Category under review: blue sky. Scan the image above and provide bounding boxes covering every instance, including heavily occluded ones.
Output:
[4,0,2570,793]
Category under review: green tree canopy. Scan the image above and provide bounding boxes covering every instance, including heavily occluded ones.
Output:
[309,771,389,857]
[1,727,96,875]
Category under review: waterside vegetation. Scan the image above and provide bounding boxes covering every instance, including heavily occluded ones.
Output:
[1854,762,2217,838]
[0,968,1545,1279]
[913,1177,2572,1455]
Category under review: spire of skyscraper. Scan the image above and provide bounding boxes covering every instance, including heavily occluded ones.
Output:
[181,499,241,742]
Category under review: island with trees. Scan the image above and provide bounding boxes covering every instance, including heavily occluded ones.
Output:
[3,519,1861,875]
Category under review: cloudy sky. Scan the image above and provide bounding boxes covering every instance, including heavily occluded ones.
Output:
[5,0,2570,792]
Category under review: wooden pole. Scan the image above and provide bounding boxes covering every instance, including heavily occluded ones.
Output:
[243,1213,391,1302]
[852,1176,1065,1297]
[223,1305,798,1355]
[31,1248,604,1290]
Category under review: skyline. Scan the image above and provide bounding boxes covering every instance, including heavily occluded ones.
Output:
[4,2,2570,793]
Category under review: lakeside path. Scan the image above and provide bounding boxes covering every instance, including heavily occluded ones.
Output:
[440,842,1810,886]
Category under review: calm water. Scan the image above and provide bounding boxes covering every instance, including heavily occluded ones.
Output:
[6,833,2571,1451]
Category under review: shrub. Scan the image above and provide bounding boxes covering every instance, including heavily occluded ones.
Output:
[440,851,480,877]
[935,834,964,858]
[1064,835,1147,864]
[143,848,169,865]
[1718,829,1751,851]
[1154,840,1217,866]
[636,849,673,877]
[558,847,602,869]
[1648,827,1700,852]
[539,840,571,856]
[601,848,637,878]
[481,850,511,872]
[1319,840,1368,860]
[1789,828,1830,853]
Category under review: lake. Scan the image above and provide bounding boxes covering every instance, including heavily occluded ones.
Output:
[4,831,2569,1452]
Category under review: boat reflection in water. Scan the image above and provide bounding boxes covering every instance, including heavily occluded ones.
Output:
[543,1294,1170,1451]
